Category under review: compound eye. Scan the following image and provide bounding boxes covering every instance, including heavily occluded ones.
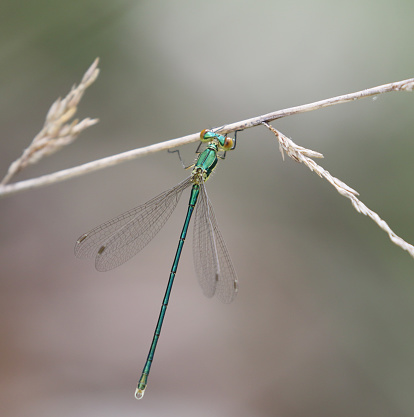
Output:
[200,129,211,142]
[222,136,234,150]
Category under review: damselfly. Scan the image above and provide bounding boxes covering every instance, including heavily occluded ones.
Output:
[75,129,239,399]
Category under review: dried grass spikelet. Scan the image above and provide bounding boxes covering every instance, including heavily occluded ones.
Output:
[1,58,100,185]
[262,121,414,259]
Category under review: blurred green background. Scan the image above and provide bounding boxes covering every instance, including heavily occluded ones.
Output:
[1,1,414,416]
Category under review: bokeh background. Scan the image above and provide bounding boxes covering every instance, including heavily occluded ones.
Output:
[1,1,414,416]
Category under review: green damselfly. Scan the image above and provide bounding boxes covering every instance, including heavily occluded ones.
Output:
[75,129,239,399]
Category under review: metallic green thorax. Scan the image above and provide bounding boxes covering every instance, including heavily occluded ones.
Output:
[192,142,219,182]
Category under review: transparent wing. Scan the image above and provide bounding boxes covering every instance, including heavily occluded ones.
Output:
[75,177,193,271]
[193,183,217,299]
[193,181,238,303]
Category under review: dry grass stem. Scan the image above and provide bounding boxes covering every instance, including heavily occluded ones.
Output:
[1,70,413,258]
[262,121,414,258]
[0,58,100,185]
[1,77,412,198]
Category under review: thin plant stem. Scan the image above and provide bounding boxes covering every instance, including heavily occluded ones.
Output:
[0,77,413,198]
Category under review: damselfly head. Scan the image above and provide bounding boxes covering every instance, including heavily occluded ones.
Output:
[200,129,234,151]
